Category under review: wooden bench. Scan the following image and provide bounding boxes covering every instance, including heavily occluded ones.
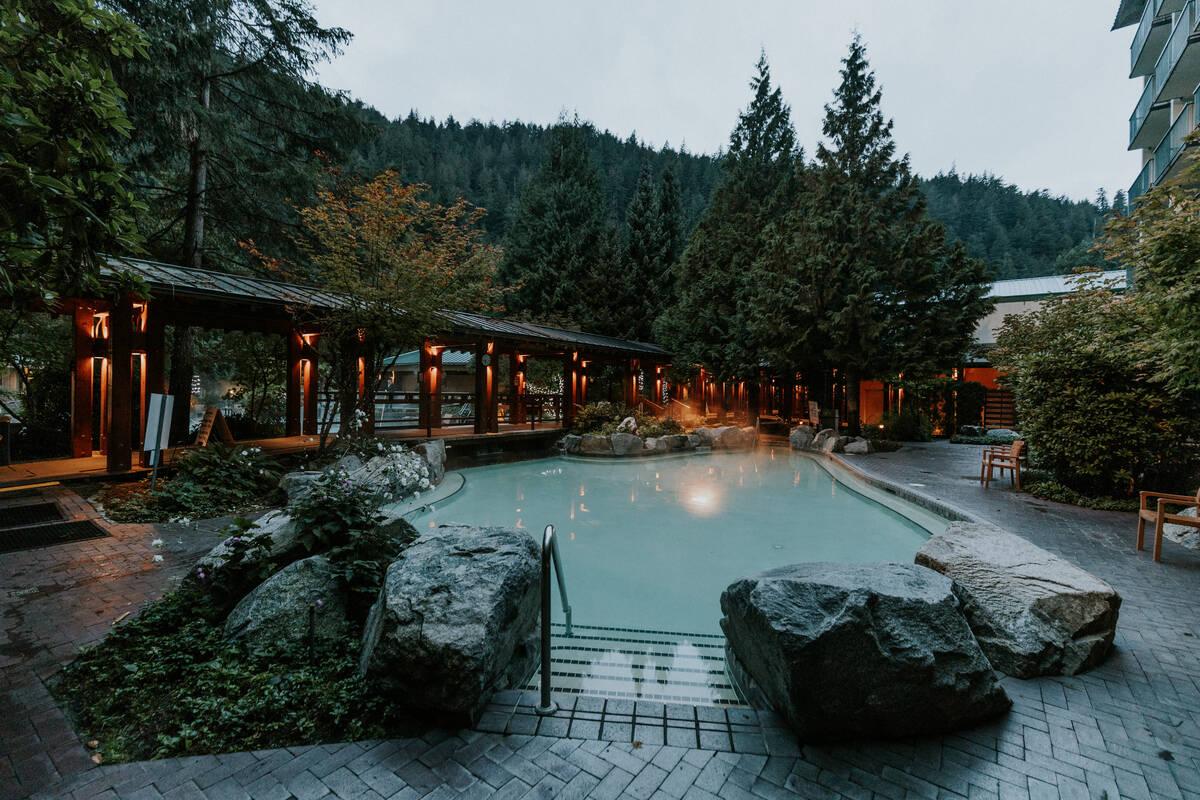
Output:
[1137,488,1200,562]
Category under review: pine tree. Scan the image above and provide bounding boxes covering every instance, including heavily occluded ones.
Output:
[499,122,616,328]
[621,164,660,341]
[654,167,683,302]
[656,53,799,382]
[750,35,991,432]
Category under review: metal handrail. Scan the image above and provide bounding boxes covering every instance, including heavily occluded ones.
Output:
[536,523,572,716]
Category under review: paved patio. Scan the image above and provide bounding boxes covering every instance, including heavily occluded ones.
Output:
[4,441,1200,799]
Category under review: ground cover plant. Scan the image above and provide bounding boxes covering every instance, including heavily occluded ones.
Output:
[95,444,283,523]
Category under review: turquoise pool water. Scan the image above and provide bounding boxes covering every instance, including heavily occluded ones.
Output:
[415,449,940,637]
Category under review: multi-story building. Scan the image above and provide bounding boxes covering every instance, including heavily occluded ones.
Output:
[1116,0,1200,202]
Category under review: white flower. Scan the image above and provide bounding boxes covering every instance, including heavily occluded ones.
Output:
[151,538,164,548]
[152,555,164,563]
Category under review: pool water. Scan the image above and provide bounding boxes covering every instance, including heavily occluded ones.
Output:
[415,449,940,637]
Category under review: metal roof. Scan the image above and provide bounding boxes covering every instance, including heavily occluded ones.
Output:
[1113,0,1148,29]
[986,269,1128,300]
[383,349,474,369]
[102,256,670,359]
[103,256,345,309]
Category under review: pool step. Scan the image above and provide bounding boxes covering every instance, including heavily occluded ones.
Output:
[522,623,746,706]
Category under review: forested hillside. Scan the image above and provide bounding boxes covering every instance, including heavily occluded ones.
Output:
[351,113,1108,281]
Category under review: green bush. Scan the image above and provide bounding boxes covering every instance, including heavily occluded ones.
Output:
[1026,481,1140,513]
[994,286,1200,498]
[54,588,401,763]
[877,410,932,442]
[950,433,1017,446]
[954,381,987,430]
[97,445,284,523]
[571,401,684,438]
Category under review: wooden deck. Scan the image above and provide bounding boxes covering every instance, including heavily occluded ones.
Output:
[0,423,563,489]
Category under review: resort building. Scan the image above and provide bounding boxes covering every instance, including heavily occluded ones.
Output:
[1117,0,1200,202]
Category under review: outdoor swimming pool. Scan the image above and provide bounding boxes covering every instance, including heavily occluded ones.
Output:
[417,449,942,635]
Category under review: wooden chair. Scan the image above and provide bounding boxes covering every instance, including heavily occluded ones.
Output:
[980,440,1026,490]
[1137,487,1200,562]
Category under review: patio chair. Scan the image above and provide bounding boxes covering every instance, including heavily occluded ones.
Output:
[980,439,1025,491]
[1136,487,1200,562]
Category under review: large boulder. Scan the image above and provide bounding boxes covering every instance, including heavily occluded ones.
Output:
[414,440,446,485]
[843,437,873,455]
[610,431,643,456]
[916,523,1121,677]
[560,434,582,455]
[353,450,432,501]
[811,428,836,451]
[788,426,815,451]
[667,434,692,451]
[280,471,323,504]
[616,416,638,434]
[359,525,540,723]
[194,510,300,583]
[820,434,848,454]
[1163,507,1200,550]
[224,555,348,649]
[579,434,612,455]
[721,562,1009,742]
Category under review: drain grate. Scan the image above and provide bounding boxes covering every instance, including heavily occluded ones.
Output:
[0,520,108,554]
[0,502,63,529]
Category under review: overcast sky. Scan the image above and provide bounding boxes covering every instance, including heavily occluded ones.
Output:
[311,1,1139,202]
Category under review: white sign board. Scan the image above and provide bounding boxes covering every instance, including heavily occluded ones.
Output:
[143,393,174,453]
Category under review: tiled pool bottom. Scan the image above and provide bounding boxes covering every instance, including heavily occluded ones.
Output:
[477,689,801,756]
[525,623,743,706]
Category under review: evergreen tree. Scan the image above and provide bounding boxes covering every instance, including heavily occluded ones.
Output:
[654,167,683,303]
[656,53,799,382]
[621,164,660,341]
[750,36,991,432]
[499,122,617,329]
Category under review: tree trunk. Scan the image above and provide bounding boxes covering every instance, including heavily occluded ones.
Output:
[169,79,209,443]
[846,369,862,436]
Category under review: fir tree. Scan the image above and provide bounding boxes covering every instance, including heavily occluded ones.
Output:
[654,167,683,302]
[656,53,799,382]
[621,164,661,341]
[750,36,991,432]
[499,122,616,328]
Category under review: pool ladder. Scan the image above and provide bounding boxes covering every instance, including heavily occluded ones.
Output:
[536,523,573,715]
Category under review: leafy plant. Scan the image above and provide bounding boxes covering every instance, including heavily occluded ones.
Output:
[877,410,932,442]
[950,433,1018,446]
[1025,481,1140,513]
[571,401,683,437]
[54,588,400,763]
[192,518,278,607]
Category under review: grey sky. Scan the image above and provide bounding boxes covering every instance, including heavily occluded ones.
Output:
[312,1,1138,202]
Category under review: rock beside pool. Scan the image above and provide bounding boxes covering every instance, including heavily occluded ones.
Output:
[579,434,613,455]
[916,523,1121,677]
[414,439,446,485]
[843,437,873,455]
[359,525,540,723]
[560,434,582,454]
[721,562,1010,742]
[610,431,643,456]
[789,426,815,450]
[224,555,348,648]
[820,434,848,453]
[812,428,836,450]
[666,434,691,450]
[695,425,756,450]
[616,416,638,434]
[194,509,301,587]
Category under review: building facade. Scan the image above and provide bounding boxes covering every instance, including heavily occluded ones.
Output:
[1117,0,1200,202]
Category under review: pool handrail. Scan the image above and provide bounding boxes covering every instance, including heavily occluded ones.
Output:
[536,523,573,716]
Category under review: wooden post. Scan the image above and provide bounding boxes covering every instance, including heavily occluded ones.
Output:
[359,337,375,435]
[563,352,578,429]
[70,303,95,458]
[302,335,319,436]
[107,294,134,472]
[510,353,526,425]
[626,359,639,408]
[286,329,302,436]
[140,303,166,466]
[474,341,497,434]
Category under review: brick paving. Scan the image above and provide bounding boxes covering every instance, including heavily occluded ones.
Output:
[7,443,1200,799]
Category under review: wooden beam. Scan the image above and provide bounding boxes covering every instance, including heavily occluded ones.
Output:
[285,329,302,436]
[70,304,95,458]
[107,294,134,472]
[302,338,319,436]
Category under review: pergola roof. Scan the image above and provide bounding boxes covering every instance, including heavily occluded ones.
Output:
[102,256,669,360]
[986,269,1128,300]
[1113,0,1148,29]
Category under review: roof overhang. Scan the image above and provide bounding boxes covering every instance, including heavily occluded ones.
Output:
[1114,0,1150,29]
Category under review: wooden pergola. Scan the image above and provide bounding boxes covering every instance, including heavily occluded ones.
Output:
[63,258,672,475]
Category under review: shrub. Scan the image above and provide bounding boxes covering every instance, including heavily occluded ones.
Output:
[97,445,284,523]
[877,410,932,442]
[954,381,987,430]
[950,433,1017,446]
[1025,481,1141,513]
[994,284,1200,498]
[571,401,683,437]
[53,587,400,763]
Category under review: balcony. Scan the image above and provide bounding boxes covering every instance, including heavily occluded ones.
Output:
[1129,159,1155,204]
[1152,0,1200,103]
[1130,76,1172,147]
[1132,0,1170,77]
[1153,101,1195,184]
